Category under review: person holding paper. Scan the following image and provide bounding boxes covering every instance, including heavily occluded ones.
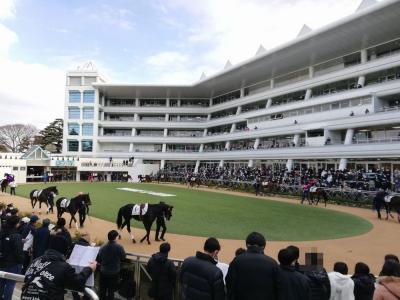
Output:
[21,234,96,300]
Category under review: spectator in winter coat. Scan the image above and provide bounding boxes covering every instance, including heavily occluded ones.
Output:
[351,262,375,300]
[328,262,355,300]
[21,234,96,300]
[180,237,225,300]
[33,218,51,259]
[373,260,400,300]
[278,248,311,300]
[147,242,177,300]
[97,230,126,300]
[226,232,283,300]
[0,215,24,300]
[21,214,39,274]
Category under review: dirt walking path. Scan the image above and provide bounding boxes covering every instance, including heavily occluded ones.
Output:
[1,184,399,274]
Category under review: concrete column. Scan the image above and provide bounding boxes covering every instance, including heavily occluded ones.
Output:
[163,129,168,137]
[236,106,242,115]
[131,128,136,136]
[101,111,105,121]
[135,98,139,107]
[339,158,348,171]
[254,138,260,150]
[305,89,312,100]
[357,75,365,88]
[76,171,81,182]
[293,134,300,146]
[194,160,200,173]
[225,141,231,150]
[134,113,139,121]
[166,98,170,107]
[129,143,134,152]
[248,159,254,167]
[286,159,294,171]
[207,114,211,121]
[270,79,275,89]
[199,144,204,152]
[165,114,169,122]
[230,123,236,133]
[266,98,272,108]
[203,129,208,137]
[309,66,314,79]
[219,160,224,168]
[361,49,368,64]
[160,159,165,169]
[344,129,355,145]
[240,88,245,98]
[177,99,181,107]
[100,127,104,136]
[162,144,167,152]
[209,98,213,106]
[106,173,111,182]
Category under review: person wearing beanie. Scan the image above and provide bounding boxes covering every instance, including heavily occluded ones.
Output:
[32,218,51,259]
[21,233,96,300]
[147,242,177,300]
[226,232,283,300]
[180,237,225,300]
[97,230,126,300]
[0,215,23,300]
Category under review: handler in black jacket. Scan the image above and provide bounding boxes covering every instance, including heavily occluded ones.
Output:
[226,232,283,300]
[147,242,177,300]
[180,237,225,300]
[21,234,96,300]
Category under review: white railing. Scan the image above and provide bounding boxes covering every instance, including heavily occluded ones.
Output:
[354,137,400,144]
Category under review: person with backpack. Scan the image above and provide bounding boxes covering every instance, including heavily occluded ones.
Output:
[147,242,177,300]
[0,215,24,300]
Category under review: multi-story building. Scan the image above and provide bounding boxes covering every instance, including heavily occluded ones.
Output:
[62,0,400,181]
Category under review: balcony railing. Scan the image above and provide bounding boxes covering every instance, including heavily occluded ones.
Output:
[353,137,400,144]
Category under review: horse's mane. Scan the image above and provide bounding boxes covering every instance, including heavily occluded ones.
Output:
[43,186,57,191]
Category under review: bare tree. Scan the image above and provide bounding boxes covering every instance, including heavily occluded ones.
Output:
[0,124,38,153]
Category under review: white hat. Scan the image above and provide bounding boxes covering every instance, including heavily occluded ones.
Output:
[21,217,30,223]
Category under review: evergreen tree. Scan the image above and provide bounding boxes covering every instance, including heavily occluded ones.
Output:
[39,118,63,153]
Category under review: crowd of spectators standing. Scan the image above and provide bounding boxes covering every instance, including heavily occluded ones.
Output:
[158,165,400,192]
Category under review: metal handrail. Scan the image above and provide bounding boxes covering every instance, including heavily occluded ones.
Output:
[0,271,99,300]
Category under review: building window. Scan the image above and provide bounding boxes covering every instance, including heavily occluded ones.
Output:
[68,140,79,152]
[20,167,26,171]
[13,166,18,171]
[68,107,80,119]
[84,77,97,85]
[68,123,80,135]
[69,91,81,103]
[82,107,94,119]
[69,77,81,85]
[82,123,93,136]
[83,91,95,103]
[81,140,93,152]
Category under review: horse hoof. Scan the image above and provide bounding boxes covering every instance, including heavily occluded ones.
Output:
[147,241,151,245]
[118,235,121,240]
[132,239,136,244]
[155,238,160,242]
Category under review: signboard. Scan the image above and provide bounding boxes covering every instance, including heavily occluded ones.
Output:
[54,160,75,167]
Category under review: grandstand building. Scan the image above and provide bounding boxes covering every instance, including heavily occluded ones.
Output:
[63,0,400,181]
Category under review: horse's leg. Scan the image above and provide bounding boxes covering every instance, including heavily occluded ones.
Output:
[126,219,136,243]
[140,221,151,245]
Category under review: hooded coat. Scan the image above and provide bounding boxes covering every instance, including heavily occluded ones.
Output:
[147,252,177,299]
[328,271,355,300]
[373,276,400,300]
[351,273,375,300]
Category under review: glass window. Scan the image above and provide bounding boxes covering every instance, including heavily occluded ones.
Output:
[68,140,79,152]
[68,107,80,119]
[81,140,93,152]
[69,77,81,85]
[331,103,340,110]
[83,91,95,103]
[20,167,26,171]
[68,123,80,135]
[350,99,361,106]
[84,77,96,85]
[83,107,94,119]
[341,100,350,108]
[69,91,81,103]
[82,123,93,136]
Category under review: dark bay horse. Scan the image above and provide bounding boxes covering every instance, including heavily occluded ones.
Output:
[29,186,59,213]
[374,193,400,222]
[56,193,92,229]
[0,179,8,193]
[309,186,329,207]
[116,202,173,244]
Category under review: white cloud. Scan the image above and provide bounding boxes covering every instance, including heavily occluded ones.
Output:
[146,51,189,68]
[0,0,16,20]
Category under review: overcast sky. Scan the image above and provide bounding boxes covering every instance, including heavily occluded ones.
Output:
[0,0,379,128]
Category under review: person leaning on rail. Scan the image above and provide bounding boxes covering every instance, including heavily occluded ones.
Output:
[21,233,96,300]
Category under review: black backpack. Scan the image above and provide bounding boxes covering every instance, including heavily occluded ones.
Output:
[302,268,331,300]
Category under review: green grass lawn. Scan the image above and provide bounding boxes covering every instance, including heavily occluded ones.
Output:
[16,182,372,241]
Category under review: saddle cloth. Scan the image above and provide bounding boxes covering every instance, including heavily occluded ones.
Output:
[384,195,393,203]
[60,198,71,208]
[132,203,148,216]
[310,186,318,193]
[33,190,43,198]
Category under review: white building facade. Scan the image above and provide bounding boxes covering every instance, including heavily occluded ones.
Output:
[62,0,400,181]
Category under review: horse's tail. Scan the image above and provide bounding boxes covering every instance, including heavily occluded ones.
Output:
[117,206,124,229]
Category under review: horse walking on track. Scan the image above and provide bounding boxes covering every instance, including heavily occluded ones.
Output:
[309,186,329,207]
[374,192,400,222]
[56,193,92,229]
[116,202,173,244]
[0,179,8,193]
[29,186,59,213]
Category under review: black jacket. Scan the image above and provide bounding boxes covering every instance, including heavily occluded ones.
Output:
[352,273,375,300]
[33,226,50,259]
[0,227,24,268]
[97,241,126,275]
[147,252,177,298]
[21,249,92,300]
[279,265,311,300]
[226,246,283,300]
[180,251,225,300]
[299,267,331,300]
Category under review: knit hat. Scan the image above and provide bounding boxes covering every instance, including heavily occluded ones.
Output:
[49,234,69,255]
[30,215,39,223]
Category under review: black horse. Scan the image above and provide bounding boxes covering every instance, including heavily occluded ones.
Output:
[309,186,329,207]
[29,186,59,213]
[56,193,92,229]
[116,202,173,244]
[0,179,8,193]
[374,192,400,222]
